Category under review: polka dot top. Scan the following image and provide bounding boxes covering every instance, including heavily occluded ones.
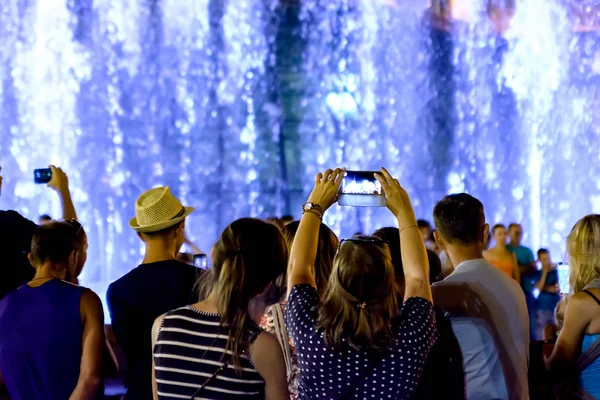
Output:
[286,284,436,400]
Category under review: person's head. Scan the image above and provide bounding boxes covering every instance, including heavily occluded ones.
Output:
[492,224,507,248]
[373,227,442,286]
[417,219,432,241]
[207,218,288,369]
[266,217,283,230]
[508,223,523,246]
[317,236,397,353]
[433,193,488,253]
[538,248,551,268]
[130,186,194,256]
[39,214,53,225]
[28,221,87,280]
[282,221,339,296]
[280,215,294,227]
[567,214,600,293]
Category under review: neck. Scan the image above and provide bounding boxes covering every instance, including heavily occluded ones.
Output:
[33,263,66,281]
[496,243,506,250]
[142,241,178,264]
[445,244,484,269]
[509,241,519,247]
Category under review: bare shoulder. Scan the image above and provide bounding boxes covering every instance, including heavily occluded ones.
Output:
[81,289,103,317]
[568,291,599,316]
[250,331,284,369]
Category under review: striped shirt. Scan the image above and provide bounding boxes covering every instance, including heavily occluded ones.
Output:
[153,306,265,400]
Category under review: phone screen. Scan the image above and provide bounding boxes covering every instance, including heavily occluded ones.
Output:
[194,254,208,269]
[341,171,382,195]
[338,171,386,207]
[34,168,52,184]
[557,262,570,294]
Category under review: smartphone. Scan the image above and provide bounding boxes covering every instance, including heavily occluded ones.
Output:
[338,170,386,207]
[557,262,570,294]
[193,254,208,269]
[34,168,52,184]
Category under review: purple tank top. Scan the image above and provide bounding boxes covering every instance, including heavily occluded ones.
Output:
[0,279,86,399]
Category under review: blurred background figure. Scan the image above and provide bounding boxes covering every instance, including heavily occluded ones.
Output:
[484,224,520,282]
[38,215,53,225]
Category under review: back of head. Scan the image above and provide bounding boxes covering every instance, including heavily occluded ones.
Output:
[283,221,339,296]
[31,222,79,267]
[317,236,397,353]
[373,227,442,285]
[433,193,485,246]
[210,218,288,367]
[568,214,600,293]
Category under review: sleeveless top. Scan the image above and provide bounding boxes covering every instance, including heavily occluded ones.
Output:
[488,259,514,278]
[579,287,600,397]
[0,279,86,400]
[153,306,265,400]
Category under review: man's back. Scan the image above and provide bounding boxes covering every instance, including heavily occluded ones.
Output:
[432,258,529,400]
[107,260,200,400]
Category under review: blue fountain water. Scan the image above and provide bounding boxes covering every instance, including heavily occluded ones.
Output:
[0,0,598,319]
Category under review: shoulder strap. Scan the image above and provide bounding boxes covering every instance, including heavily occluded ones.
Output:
[272,304,293,375]
[583,290,600,307]
[189,356,232,399]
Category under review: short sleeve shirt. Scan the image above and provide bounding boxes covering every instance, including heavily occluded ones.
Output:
[286,284,436,400]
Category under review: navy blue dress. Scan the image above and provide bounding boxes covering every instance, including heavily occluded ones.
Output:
[0,279,86,399]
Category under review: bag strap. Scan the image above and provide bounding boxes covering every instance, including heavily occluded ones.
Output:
[272,304,293,375]
[583,290,600,307]
[189,328,262,400]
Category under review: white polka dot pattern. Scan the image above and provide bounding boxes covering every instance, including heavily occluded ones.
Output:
[285,284,436,400]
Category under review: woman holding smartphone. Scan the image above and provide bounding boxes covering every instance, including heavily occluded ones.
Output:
[286,167,435,399]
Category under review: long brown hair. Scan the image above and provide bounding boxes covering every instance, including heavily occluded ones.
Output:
[316,236,398,353]
[282,221,339,296]
[207,218,288,369]
[568,214,600,293]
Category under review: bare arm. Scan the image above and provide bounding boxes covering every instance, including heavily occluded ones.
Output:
[375,168,431,302]
[48,165,78,221]
[546,291,592,370]
[512,253,521,283]
[184,237,203,255]
[70,290,104,400]
[287,169,343,298]
[151,315,165,400]
[534,268,549,291]
[251,332,290,400]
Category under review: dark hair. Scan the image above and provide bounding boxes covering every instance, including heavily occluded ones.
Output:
[266,217,283,230]
[208,218,288,370]
[282,221,339,297]
[492,224,506,233]
[538,248,549,258]
[372,227,402,283]
[31,222,79,265]
[373,227,442,285]
[417,219,432,230]
[39,214,52,221]
[281,215,294,224]
[317,236,397,353]
[508,223,521,231]
[433,193,485,245]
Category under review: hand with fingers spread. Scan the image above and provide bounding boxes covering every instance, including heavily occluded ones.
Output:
[374,167,417,227]
[307,168,345,213]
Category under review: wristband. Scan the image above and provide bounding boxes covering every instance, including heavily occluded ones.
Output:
[400,224,418,234]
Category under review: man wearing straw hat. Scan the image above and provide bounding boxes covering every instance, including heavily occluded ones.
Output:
[107,187,201,400]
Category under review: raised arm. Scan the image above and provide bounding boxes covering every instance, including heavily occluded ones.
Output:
[70,290,104,400]
[48,165,78,221]
[375,168,431,302]
[287,168,344,297]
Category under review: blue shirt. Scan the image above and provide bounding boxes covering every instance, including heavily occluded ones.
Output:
[580,334,600,398]
[0,279,86,400]
[534,269,561,312]
[507,245,536,291]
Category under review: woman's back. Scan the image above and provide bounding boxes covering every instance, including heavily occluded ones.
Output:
[153,306,265,400]
[0,279,85,400]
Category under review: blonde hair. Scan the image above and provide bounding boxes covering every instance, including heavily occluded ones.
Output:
[568,214,600,293]
[316,237,398,353]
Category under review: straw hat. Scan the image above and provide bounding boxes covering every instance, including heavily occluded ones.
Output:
[129,186,194,233]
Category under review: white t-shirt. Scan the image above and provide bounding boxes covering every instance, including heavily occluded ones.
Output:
[432,258,530,400]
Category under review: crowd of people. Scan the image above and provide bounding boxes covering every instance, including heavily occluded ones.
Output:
[1,165,600,400]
